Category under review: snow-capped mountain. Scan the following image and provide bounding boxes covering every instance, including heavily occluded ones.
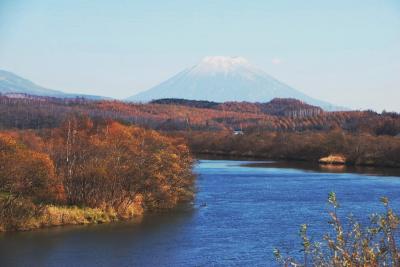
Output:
[0,70,106,100]
[127,56,339,110]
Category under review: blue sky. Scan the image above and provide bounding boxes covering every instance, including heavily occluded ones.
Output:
[0,0,399,111]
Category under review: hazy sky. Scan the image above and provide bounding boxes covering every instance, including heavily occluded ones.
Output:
[0,0,399,111]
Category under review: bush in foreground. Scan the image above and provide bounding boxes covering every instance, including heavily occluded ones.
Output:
[275,193,399,266]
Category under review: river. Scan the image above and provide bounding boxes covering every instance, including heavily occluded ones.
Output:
[1,160,400,266]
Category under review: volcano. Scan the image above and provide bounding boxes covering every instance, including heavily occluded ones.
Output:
[127,56,339,110]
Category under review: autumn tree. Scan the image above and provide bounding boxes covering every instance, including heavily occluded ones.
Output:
[0,133,63,203]
[46,115,195,215]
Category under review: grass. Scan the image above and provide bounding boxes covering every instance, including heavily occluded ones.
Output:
[0,201,144,232]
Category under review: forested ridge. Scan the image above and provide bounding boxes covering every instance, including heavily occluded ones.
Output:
[1,95,399,135]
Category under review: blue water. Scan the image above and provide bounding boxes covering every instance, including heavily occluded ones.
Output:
[1,160,400,267]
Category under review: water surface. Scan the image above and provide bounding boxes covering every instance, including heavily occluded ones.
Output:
[1,160,400,267]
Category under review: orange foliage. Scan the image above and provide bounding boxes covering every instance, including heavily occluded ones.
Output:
[0,115,195,217]
[0,133,64,203]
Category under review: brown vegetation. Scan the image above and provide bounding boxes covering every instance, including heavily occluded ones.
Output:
[1,95,399,135]
[0,95,399,168]
[0,115,195,231]
[318,154,346,165]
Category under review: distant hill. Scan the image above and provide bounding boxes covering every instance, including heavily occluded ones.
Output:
[0,70,107,100]
[151,97,323,118]
[127,56,343,111]
[217,98,323,117]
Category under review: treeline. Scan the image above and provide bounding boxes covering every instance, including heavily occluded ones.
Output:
[216,98,323,117]
[151,98,220,109]
[1,95,399,135]
[151,98,323,117]
[185,130,400,167]
[0,115,195,231]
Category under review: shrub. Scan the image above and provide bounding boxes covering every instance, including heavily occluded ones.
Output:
[274,193,400,266]
[0,196,44,231]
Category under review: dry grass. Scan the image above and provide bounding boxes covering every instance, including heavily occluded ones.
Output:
[0,200,144,232]
[319,154,346,165]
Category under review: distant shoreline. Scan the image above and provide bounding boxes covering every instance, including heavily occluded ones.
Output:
[194,153,400,176]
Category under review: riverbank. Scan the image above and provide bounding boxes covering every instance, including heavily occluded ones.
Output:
[0,198,144,232]
[0,205,119,232]
[197,153,400,177]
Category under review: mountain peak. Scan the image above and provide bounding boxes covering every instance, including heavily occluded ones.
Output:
[201,56,249,66]
[194,56,251,74]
